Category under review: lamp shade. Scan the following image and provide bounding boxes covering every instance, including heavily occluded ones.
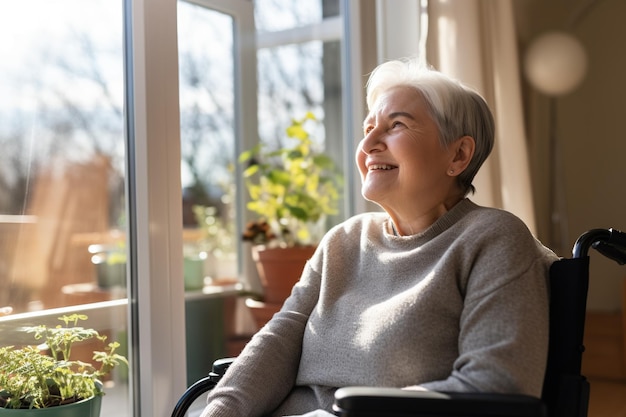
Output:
[523,31,588,96]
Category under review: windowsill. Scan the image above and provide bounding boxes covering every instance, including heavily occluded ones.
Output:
[0,298,128,346]
[0,283,244,346]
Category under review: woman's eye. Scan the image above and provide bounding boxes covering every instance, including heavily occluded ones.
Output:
[391,121,403,129]
[364,126,374,135]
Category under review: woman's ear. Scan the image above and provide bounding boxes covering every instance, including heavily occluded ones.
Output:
[448,136,475,175]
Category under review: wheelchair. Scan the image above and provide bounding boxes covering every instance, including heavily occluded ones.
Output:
[172,228,626,417]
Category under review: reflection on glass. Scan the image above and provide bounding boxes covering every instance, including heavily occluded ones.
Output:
[0,0,126,311]
[0,1,129,415]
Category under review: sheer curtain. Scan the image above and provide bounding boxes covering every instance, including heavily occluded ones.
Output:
[426,0,537,234]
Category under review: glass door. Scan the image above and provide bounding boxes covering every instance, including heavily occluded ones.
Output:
[0,0,130,414]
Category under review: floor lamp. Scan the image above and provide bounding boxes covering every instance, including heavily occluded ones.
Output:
[523,31,588,255]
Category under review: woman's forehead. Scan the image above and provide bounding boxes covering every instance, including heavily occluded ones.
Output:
[365,86,427,122]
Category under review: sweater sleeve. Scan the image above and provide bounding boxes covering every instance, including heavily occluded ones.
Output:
[200,260,322,417]
[415,216,555,397]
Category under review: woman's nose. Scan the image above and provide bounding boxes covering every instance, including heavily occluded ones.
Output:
[360,128,385,155]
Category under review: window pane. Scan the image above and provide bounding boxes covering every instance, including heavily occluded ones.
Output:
[257,42,326,147]
[0,0,130,414]
[254,0,337,32]
[255,0,345,223]
[178,2,237,283]
[178,2,245,400]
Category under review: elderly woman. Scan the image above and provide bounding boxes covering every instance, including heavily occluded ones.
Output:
[201,57,557,417]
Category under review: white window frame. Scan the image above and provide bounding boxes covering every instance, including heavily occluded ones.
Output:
[125,0,186,415]
[342,0,366,215]
[125,0,369,414]
[125,0,255,415]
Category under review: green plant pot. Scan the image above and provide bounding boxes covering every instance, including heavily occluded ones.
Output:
[94,261,126,288]
[0,394,102,417]
[183,256,205,291]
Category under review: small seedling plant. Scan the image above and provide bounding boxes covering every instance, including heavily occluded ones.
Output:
[0,314,127,409]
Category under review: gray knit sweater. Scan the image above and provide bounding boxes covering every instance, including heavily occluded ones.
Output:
[202,199,557,417]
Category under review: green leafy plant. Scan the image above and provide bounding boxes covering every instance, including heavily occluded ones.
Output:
[239,113,343,246]
[0,314,127,410]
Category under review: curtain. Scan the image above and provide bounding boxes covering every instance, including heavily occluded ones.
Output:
[426,0,537,234]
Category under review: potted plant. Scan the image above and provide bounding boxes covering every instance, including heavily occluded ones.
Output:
[187,202,237,288]
[89,242,127,289]
[0,314,127,416]
[239,113,342,307]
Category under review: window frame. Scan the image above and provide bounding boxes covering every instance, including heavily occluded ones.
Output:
[125,0,255,414]
[125,0,367,414]
[125,0,186,414]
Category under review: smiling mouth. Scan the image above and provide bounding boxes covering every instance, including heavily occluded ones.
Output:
[368,164,397,171]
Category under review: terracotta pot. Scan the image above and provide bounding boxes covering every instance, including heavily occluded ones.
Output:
[245,298,282,329]
[251,245,316,304]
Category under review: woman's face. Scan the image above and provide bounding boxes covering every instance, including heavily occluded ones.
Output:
[356,86,457,212]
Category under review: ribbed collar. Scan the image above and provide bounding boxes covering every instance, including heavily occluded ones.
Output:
[383,198,478,245]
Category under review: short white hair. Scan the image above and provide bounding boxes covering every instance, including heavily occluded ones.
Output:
[366,58,494,195]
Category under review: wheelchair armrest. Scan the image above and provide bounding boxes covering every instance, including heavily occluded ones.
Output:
[170,358,237,417]
[212,357,236,376]
[333,387,547,417]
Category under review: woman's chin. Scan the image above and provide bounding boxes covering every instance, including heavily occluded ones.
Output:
[361,185,386,205]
